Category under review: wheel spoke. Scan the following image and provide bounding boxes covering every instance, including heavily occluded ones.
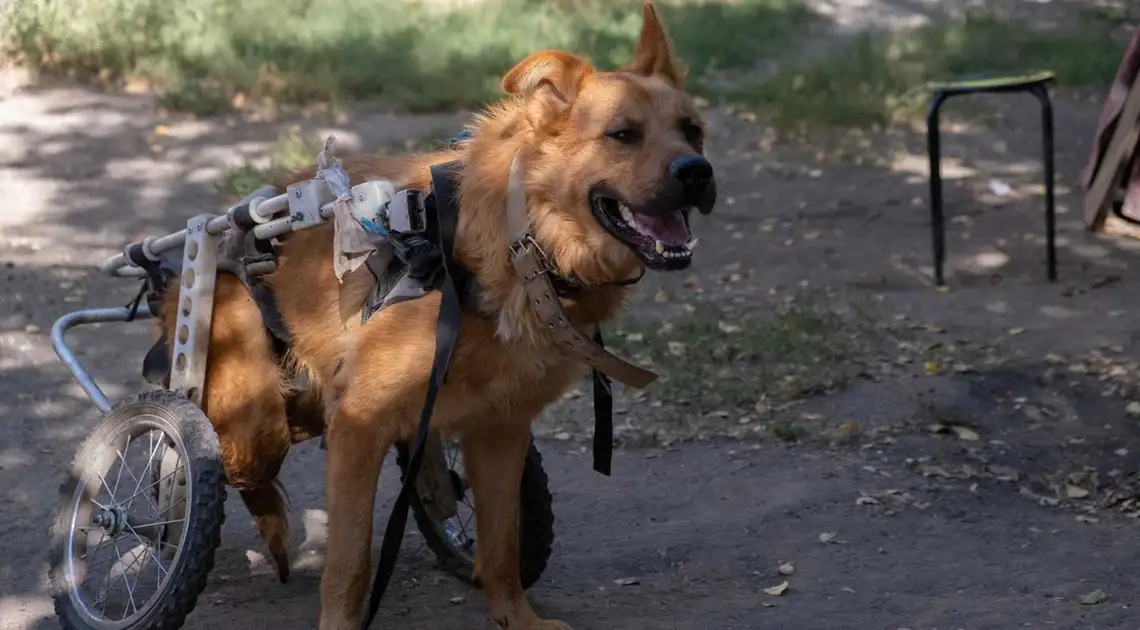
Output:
[127,431,163,512]
[108,433,132,503]
[117,463,183,508]
[125,522,170,579]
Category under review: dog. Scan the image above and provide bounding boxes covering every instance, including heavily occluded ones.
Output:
[158,2,716,628]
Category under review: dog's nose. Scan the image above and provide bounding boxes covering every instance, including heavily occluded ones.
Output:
[669,155,714,200]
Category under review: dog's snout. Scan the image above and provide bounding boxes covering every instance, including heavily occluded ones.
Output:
[669,155,714,200]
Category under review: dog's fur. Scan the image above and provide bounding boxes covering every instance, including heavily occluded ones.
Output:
[158,3,715,628]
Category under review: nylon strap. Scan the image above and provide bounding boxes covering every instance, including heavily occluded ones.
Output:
[361,162,464,629]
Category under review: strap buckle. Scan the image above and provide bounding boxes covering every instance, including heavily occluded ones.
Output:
[508,234,553,281]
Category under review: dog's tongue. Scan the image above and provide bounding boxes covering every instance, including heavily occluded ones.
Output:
[635,211,690,246]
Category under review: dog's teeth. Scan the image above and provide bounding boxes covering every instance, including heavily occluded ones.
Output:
[655,240,665,255]
[685,237,699,250]
[620,205,635,223]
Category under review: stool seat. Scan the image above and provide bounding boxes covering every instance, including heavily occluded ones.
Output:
[926,70,1055,96]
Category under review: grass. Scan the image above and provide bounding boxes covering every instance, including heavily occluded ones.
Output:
[609,302,859,417]
[1,0,817,114]
[214,127,323,200]
[733,11,1128,131]
[214,124,466,200]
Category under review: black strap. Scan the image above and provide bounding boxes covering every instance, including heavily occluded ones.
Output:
[591,328,614,476]
[361,163,464,630]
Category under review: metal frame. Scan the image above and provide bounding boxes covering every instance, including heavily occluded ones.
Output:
[926,80,1057,286]
[56,175,358,411]
[51,305,155,413]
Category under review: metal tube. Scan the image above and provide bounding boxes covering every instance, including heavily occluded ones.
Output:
[252,194,289,221]
[51,306,155,413]
[99,188,340,277]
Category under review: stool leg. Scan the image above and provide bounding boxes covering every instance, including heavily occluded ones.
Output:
[1032,84,1057,282]
[926,92,949,285]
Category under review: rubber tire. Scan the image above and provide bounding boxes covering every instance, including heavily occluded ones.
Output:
[49,390,227,630]
[396,438,554,590]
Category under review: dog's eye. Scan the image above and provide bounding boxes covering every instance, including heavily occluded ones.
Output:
[605,126,641,144]
[681,118,703,146]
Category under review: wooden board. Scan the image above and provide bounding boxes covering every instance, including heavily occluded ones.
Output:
[1084,70,1140,231]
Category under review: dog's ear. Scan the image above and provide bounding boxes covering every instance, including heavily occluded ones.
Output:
[623,1,685,87]
[501,49,595,127]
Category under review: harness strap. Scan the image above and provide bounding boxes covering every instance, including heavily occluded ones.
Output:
[361,162,465,630]
[504,158,657,390]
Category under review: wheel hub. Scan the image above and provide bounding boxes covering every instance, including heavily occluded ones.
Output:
[92,507,128,537]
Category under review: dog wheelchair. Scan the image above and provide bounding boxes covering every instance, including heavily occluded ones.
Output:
[46,138,556,630]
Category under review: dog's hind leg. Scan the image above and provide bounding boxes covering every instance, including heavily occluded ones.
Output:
[186,275,295,582]
[239,480,292,583]
[463,424,573,630]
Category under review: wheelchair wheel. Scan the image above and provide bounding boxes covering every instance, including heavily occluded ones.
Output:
[396,437,554,590]
[49,390,227,630]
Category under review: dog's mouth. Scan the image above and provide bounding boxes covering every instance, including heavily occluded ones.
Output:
[590,192,695,271]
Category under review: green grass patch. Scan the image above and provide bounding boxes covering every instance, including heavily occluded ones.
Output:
[2,0,817,114]
[733,11,1126,130]
[609,302,859,417]
[214,127,323,200]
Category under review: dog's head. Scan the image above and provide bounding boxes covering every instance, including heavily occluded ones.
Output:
[500,1,716,279]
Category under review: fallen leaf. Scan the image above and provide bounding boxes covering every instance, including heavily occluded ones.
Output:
[763,581,789,596]
[1008,327,1026,335]
[1065,484,1090,499]
[777,563,795,576]
[951,425,980,441]
[614,577,640,586]
[717,320,741,334]
[654,289,669,303]
[855,495,879,506]
[449,596,465,605]
[154,124,170,136]
[818,532,839,544]
[1078,589,1107,605]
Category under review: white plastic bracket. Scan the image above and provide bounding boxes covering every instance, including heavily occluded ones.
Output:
[351,180,397,223]
[287,179,334,228]
[168,214,221,407]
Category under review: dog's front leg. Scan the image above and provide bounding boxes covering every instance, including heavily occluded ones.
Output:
[463,425,573,630]
[318,384,396,630]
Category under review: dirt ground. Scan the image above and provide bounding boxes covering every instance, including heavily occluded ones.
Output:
[5,18,1140,628]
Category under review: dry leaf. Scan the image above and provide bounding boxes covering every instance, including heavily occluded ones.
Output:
[856,495,879,506]
[718,320,741,334]
[1078,589,1107,605]
[449,596,465,605]
[654,289,669,303]
[950,425,980,441]
[614,577,640,586]
[1065,484,1090,499]
[818,532,839,544]
[764,581,789,596]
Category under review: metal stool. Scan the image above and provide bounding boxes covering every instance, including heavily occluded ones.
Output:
[925,70,1058,286]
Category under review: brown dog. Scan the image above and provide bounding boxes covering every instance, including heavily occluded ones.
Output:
[159,2,716,628]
